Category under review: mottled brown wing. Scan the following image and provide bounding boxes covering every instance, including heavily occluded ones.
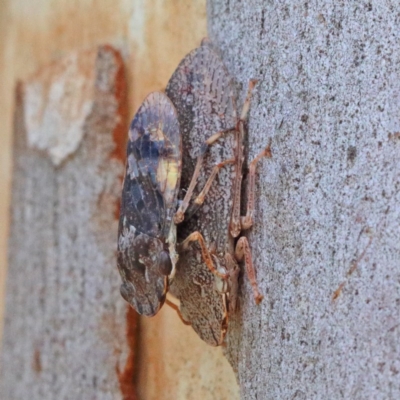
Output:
[117,92,181,316]
[166,41,237,344]
[166,42,237,241]
[120,92,181,239]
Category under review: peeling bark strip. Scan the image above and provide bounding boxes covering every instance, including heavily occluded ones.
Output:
[208,2,400,399]
[0,46,138,399]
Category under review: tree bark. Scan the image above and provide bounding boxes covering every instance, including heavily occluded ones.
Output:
[208,2,400,399]
[0,46,137,399]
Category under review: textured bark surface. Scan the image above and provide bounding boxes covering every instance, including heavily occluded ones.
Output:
[208,2,400,399]
[0,46,137,399]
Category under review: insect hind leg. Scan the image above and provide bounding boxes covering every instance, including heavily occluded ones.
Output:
[234,236,263,305]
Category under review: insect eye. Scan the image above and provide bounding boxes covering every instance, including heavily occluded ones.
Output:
[158,250,172,276]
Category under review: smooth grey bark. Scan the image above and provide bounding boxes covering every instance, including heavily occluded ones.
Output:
[208,2,400,399]
[0,47,136,399]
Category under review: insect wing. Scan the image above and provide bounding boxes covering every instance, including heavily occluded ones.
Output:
[166,41,237,343]
[118,92,181,316]
[171,242,228,346]
[121,92,181,238]
[166,41,237,205]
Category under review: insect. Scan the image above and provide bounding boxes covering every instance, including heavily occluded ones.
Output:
[117,92,182,316]
[166,40,269,346]
[115,43,227,316]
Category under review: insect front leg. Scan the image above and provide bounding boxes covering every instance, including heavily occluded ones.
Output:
[230,80,258,237]
[241,142,272,230]
[179,231,228,280]
[185,158,236,217]
[165,298,191,325]
[234,236,264,305]
[174,128,235,224]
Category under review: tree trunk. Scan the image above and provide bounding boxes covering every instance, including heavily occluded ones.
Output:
[0,46,137,399]
[208,1,400,399]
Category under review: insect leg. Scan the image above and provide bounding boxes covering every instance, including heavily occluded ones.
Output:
[240,79,258,121]
[179,231,228,279]
[234,236,264,305]
[241,141,272,230]
[165,298,191,326]
[224,253,240,312]
[230,80,257,237]
[185,158,236,218]
[174,128,235,224]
